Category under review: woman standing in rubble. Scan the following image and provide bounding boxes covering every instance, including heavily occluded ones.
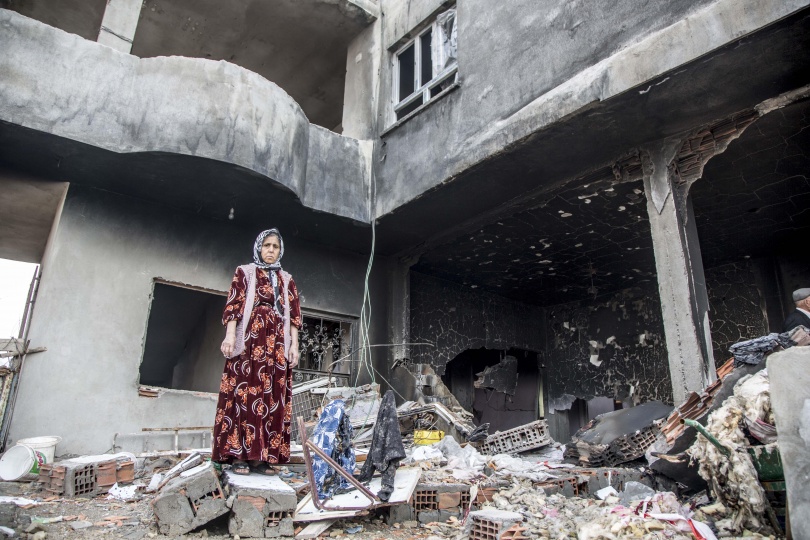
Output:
[212,229,302,475]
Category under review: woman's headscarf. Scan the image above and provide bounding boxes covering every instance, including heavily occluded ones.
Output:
[253,228,285,314]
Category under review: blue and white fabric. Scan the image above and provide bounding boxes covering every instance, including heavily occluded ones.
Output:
[310,399,356,500]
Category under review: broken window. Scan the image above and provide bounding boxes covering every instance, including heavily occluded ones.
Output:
[139,282,227,393]
[295,313,354,385]
[393,8,458,121]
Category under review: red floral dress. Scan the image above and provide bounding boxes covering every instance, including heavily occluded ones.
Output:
[212,267,302,464]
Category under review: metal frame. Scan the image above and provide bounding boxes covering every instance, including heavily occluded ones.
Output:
[393,22,458,120]
[297,417,379,511]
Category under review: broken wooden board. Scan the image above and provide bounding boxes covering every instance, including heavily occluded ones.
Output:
[293,467,420,522]
[296,519,337,539]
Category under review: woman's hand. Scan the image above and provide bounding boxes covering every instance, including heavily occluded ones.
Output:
[221,321,237,358]
[289,326,299,368]
[221,335,236,358]
[288,347,299,369]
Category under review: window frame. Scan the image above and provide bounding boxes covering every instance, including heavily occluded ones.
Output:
[392,18,458,122]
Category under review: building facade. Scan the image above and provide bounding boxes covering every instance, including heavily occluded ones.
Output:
[1,0,808,453]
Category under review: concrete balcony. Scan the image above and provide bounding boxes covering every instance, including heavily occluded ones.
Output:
[0,8,372,226]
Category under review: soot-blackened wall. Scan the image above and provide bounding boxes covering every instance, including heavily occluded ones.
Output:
[545,285,673,408]
[705,261,768,363]
[409,272,544,374]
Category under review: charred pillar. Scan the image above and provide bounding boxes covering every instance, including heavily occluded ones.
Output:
[642,140,715,404]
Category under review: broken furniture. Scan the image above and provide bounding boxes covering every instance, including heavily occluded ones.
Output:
[296,413,420,520]
[224,471,296,538]
[393,401,488,444]
[151,461,228,536]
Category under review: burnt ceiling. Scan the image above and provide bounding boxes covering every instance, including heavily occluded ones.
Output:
[414,166,657,306]
[691,98,810,268]
[414,97,810,308]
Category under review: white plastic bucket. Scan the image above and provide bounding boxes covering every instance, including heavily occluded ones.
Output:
[0,444,47,481]
[17,436,61,463]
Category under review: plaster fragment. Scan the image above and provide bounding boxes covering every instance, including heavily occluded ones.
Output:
[590,354,602,367]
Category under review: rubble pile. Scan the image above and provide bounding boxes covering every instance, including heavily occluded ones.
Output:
[687,370,776,534]
[0,330,805,540]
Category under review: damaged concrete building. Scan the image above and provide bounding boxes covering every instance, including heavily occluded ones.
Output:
[0,0,809,454]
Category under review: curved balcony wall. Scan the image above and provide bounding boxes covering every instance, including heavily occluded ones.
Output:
[0,8,370,223]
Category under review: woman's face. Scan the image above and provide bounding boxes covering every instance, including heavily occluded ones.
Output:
[260,235,281,264]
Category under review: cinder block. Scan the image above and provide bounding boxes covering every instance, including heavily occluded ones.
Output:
[480,420,551,455]
[387,503,416,525]
[418,509,460,524]
[152,462,228,536]
[469,509,524,540]
[38,457,137,497]
[224,472,296,538]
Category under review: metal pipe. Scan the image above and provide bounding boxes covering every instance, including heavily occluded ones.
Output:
[682,418,731,456]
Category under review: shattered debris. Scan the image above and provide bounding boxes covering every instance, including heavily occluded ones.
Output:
[687,370,780,535]
[567,401,672,467]
[474,355,518,395]
[2,342,803,539]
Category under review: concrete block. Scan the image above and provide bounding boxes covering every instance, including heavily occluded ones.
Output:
[387,503,415,524]
[469,509,524,540]
[417,509,458,524]
[224,472,296,538]
[152,463,228,536]
[768,347,810,540]
[438,491,460,509]
[39,456,137,497]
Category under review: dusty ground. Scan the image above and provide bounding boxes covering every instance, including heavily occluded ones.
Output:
[0,476,459,540]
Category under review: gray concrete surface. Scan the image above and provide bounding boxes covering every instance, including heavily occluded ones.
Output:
[767,347,810,540]
[130,0,377,130]
[0,169,66,264]
[642,142,714,404]
[0,8,371,223]
[8,185,392,455]
[373,0,810,218]
[96,0,141,53]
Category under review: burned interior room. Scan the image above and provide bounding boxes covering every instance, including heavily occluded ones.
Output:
[2,0,810,536]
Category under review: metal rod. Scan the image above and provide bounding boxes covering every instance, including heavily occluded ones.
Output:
[682,419,731,456]
[297,417,378,511]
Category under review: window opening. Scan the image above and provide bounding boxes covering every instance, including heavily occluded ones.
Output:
[139,282,227,393]
[394,8,458,121]
[295,313,354,386]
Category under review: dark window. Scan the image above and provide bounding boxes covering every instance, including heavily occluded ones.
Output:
[139,282,226,393]
[397,43,415,101]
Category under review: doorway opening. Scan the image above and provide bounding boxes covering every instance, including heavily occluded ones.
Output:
[441,347,541,433]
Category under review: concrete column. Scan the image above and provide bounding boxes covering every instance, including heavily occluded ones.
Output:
[97,0,142,53]
[642,140,716,404]
[385,258,416,402]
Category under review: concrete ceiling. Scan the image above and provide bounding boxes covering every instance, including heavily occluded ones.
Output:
[130,0,376,131]
[412,97,810,307]
[0,169,66,264]
[0,123,374,255]
[0,0,107,41]
[376,8,810,256]
[691,98,810,268]
[414,170,656,306]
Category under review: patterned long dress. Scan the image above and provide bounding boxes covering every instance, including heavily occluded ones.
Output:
[212,267,302,464]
